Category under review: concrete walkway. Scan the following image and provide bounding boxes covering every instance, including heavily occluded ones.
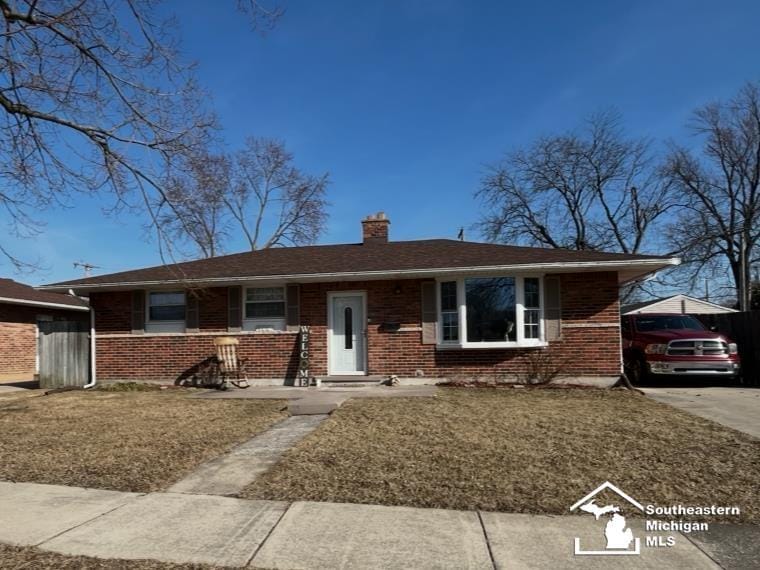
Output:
[196,384,438,415]
[643,387,760,439]
[0,480,748,569]
[168,386,438,495]
[168,415,328,496]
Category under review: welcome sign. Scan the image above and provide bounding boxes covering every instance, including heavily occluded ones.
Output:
[298,325,311,387]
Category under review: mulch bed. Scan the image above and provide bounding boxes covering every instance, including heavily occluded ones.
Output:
[241,387,760,524]
[0,390,287,492]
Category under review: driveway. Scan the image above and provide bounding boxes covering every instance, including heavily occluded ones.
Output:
[643,386,760,439]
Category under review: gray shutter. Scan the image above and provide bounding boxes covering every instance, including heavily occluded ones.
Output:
[228,286,242,332]
[186,292,199,333]
[421,281,437,344]
[131,290,145,335]
[544,276,562,341]
[286,284,300,331]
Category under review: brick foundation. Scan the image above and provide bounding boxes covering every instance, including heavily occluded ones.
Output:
[91,271,621,384]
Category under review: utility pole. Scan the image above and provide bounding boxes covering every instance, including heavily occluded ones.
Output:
[704,278,709,303]
[73,261,100,277]
[457,227,464,241]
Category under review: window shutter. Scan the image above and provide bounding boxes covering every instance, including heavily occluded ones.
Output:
[186,292,199,333]
[421,281,437,344]
[131,290,145,335]
[544,276,562,341]
[286,284,300,331]
[228,286,242,332]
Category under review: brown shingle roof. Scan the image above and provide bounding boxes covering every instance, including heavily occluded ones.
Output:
[41,239,676,290]
[0,278,89,309]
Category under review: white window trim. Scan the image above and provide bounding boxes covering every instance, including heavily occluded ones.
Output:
[145,290,186,333]
[436,275,548,349]
[242,285,287,332]
[439,281,459,343]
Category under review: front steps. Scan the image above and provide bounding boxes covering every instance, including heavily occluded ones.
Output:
[317,375,386,388]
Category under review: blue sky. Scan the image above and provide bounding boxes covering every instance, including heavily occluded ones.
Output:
[6,0,759,284]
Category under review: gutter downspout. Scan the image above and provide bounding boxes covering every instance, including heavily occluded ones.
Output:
[84,307,97,389]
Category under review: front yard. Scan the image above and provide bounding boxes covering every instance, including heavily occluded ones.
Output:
[241,387,760,524]
[2,385,758,525]
[0,388,286,493]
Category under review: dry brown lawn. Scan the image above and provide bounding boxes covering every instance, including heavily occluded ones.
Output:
[242,387,760,523]
[0,389,286,492]
[0,544,221,569]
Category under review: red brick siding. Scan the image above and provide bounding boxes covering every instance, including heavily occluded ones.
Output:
[198,287,228,331]
[95,333,298,383]
[0,303,87,379]
[0,320,35,377]
[301,273,620,378]
[91,271,621,383]
[92,291,132,333]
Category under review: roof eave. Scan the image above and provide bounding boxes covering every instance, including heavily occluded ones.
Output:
[0,296,89,311]
[38,257,681,292]
[621,293,738,315]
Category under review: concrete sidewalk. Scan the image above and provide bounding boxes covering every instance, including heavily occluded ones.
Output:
[0,480,742,569]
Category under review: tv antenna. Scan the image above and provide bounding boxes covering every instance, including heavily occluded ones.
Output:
[73,261,100,277]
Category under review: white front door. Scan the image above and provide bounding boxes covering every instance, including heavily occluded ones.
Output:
[329,293,366,375]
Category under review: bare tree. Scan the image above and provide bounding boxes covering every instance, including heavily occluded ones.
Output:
[159,151,232,258]
[477,111,672,256]
[0,0,280,269]
[226,137,329,250]
[662,82,760,311]
[161,137,330,255]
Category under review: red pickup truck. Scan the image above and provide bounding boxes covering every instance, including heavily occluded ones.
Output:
[621,313,740,383]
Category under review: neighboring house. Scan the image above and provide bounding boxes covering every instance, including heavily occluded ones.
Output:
[0,279,89,382]
[621,294,737,316]
[39,213,678,384]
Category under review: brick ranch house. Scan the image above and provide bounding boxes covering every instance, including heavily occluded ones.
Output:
[40,214,678,385]
[0,279,89,382]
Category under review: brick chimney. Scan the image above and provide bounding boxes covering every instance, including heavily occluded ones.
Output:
[362,211,390,243]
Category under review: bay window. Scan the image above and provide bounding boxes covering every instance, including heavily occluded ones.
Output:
[244,286,286,331]
[438,276,545,347]
[466,277,517,342]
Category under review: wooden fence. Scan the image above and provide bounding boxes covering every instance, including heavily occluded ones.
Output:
[38,321,90,389]
[696,312,760,386]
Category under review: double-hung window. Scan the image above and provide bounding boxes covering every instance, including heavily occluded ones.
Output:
[437,276,544,347]
[440,281,459,342]
[146,291,186,333]
[244,287,286,331]
[523,278,541,340]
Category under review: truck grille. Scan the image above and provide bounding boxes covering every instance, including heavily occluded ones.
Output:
[666,339,728,356]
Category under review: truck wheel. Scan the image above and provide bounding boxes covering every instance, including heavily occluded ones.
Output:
[629,359,648,386]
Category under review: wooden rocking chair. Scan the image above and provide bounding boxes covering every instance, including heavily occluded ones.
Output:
[213,337,250,390]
